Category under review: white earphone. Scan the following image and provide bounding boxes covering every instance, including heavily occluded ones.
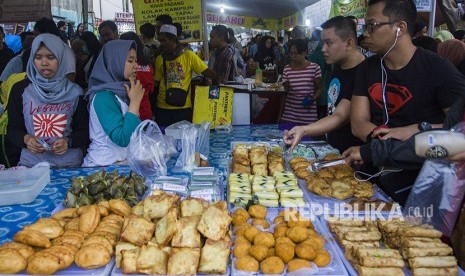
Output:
[396,27,401,37]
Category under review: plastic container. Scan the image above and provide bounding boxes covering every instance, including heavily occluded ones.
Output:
[0,165,50,206]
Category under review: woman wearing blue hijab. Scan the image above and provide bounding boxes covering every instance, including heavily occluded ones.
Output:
[83,40,145,167]
[7,33,89,167]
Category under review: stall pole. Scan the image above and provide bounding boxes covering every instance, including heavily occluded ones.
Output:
[201,0,210,61]
[428,0,436,37]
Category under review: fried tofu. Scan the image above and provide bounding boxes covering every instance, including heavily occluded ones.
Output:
[143,193,180,220]
[198,239,231,274]
[136,245,169,275]
[167,248,200,275]
[155,208,178,246]
[121,248,140,274]
[181,198,208,217]
[121,215,155,246]
[197,202,232,241]
[172,216,201,248]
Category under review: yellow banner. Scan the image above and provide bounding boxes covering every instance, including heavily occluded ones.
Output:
[279,12,300,30]
[132,0,203,42]
[193,86,234,128]
[329,0,367,19]
[206,12,279,31]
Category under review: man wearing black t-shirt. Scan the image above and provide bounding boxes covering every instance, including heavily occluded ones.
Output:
[283,16,366,153]
[344,0,465,205]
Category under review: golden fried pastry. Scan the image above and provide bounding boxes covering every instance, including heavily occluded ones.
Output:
[27,251,61,274]
[275,242,295,263]
[233,208,250,220]
[252,218,270,229]
[181,198,208,217]
[14,229,51,248]
[156,208,178,246]
[235,255,259,272]
[287,226,309,243]
[250,151,267,165]
[131,201,144,216]
[267,248,275,257]
[235,236,251,246]
[0,241,35,260]
[167,248,200,275]
[233,162,251,174]
[354,182,375,198]
[143,193,180,220]
[234,243,251,258]
[275,236,295,246]
[61,229,87,239]
[248,205,267,219]
[136,245,168,274]
[295,168,312,179]
[0,248,27,273]
[121,248,140,274]
[333,165,354,178]
[292,161,311,171]
[121,215,156,246]
[273,216,285,225]
[198,239,231,274]
[43,244,76,269]
[171,216,201,248]
[316,169,334,179]
[75,243,111,269]
[274,226,288,238]
[52,234,84,248]
[287,215,312,228]
[233,155,250,166]
[323,153,342,161]
[197,202,231,241]
[108,199,131,217]
[244,226,260,242]
[254,232,275,248]
[289,157,307,165]
[232,213,249,226]
[314,249,331,267]
[52,208,77,220]
[79,205,100,233]
[260,256,285,274]
[89,231,118,247]
[233,144,249,158]
[287,258,312,272]
[268,161,284,175]
[82,235,114,255]
[64,217,80,230]
[252,164,268,176]
[249,244,268,261]
[302,235,325,250]
[234,225,248,237]
[296,243,317,261]
[115,242,139,268]
[332,188,354,200]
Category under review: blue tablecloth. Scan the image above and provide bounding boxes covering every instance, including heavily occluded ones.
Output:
[0,124,289,244]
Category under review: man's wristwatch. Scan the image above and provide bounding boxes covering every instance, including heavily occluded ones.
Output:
[418,121,432,132]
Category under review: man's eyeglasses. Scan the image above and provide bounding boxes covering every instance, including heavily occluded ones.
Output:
[362,22,396,33]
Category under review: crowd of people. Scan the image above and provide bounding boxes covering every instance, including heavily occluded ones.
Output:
[0,0,463,205]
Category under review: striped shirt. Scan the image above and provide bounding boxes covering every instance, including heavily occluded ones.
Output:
[281,63,321,124]
[213,46,235,83]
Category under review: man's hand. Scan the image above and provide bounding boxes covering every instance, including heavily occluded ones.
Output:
[52,137,69,155]
[283,127,306,154]
[374,124,418,141]
[342,146,363,165]
[24,135,46,154]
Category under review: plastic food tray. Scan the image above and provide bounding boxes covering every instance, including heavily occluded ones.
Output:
[0,166,50,206]
[230,207,349,276]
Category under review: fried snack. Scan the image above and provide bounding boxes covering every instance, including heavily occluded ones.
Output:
[295,168,312,179]
[267,248,275,257]
[109,199,131,217]
[82,235,114,255]
[89,231,118,247]
[235,235,251,246]
[232,213,249,226]
[254,232,275,248]
[52,208,77,220]
[27,251,61,274]
[404,247,453,258]
[302,235,325,250]
[252,218,270,229]
[121,215,156,246]
[131,201,144,216]
[295,243,317,261]
[167,248,200,275]
[156,208,178,246]
[252,164,268,176]
[61,229,87,239]
[354,265,405,276]
[275,242,295,263]
[250,151,267,165]
[14,229,51,248]
[233,162,251,174]
[171,216,201,248]
[287,215,312,228]
[136,245,168,274]
[314,249,331,267]
[233,144,249,158]
[75,243,111,269]
[235,255,259,272]
[234,208,251,220]
[121,248,140,274]
[234,243,251,258]
[234,225,248,237]
[411,267,458,276]
[52,234,84,248]
[268,161,284,174]
[290,157,308,165]
[244,226,259,242]
[143,193,180,220]
[43,244,76,269]
[181,198,209,217]
[359,256,404,267]
[64,217,80,230]
[292,161,311,171]
[408,256,457,268]
[343,231,381,241]
[0,241,35,259]
[248,205,267,219]
[249,244,268,261]
[260,256,285,274]
[79,205,100,233]
[274,226,288,238]
[115,242,139,268]
[288,258,312,272]
[234,155,250,166]
[198,239,231,274]
[355,248,402,259]
[287,226,309,243]
[197,202,232,241]
[353,182,375,198]
[0,248,27,273]
[400,226,443,238]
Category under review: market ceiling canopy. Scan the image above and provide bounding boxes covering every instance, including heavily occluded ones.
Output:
[205,0,319,19]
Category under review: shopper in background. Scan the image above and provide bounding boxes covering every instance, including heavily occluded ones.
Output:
[280,39,322,125]
[74,23,86,40]
[83,40,144,166]
[0,32,34,83]
[7,34,88,167]
[98,20,119,45]
[80,31,102,85]
[249,33,262,58]
[210,25,235,84]
[154,24,216,126]
[139,23,159,65]
[57,20,70,45]
[120,31,155,120]
[0,26,15,78]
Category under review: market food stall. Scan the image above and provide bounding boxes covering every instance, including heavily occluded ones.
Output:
[0,124,463,275]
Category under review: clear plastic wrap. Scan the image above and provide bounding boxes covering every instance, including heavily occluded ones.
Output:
[127,120,168,177]
[175,123,198,172]
[404,122,465,236]
[196,121,211,158]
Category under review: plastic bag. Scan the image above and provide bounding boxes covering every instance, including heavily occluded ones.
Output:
[175,124,198,172]
[196,121,211,158]
[404,122,465,236]
[127,120,167,177]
